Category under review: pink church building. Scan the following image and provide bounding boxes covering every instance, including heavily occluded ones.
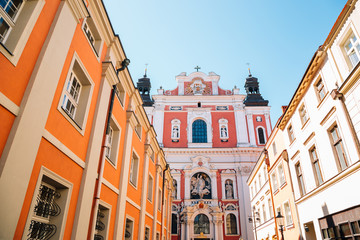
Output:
[141,69,271,240]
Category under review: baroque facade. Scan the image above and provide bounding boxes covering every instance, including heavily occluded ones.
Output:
[0,0,173,239]
[143,71,271,240]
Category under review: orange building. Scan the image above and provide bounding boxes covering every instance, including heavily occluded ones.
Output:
[0,0,173,239]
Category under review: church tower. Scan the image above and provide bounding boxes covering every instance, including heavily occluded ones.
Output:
[136,70,154,106]
[144,69,271,240]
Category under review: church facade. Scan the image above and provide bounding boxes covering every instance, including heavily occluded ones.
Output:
[142,70,272,240]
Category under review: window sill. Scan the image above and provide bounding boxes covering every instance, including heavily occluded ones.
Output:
[221,139,229,142]
[172,139,179,142]
[188,142,212,148]
[105,156,117,169]
[59,107,85,136]
[301,118,310,130]
[129,181,138,190]
[280,181,287,189]
[273,189,279,195]
[316,92,329,109]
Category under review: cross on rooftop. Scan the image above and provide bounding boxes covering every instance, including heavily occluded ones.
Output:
[194,66,201,72]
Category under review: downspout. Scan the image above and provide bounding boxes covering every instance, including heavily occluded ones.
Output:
[90,59,129,239]
[160,164,169,240]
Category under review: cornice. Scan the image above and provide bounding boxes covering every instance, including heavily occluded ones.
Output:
[163,147,263,155]
[66,0,88,23]
[278,49,326,130]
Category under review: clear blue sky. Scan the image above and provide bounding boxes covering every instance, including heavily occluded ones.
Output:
[103,0,346,125]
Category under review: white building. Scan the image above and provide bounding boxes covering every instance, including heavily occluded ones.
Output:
[277,1,360,239]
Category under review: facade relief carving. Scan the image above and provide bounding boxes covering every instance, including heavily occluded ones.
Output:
[190,172,211,199]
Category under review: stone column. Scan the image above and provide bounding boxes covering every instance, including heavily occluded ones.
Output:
[234,103,250,147]
[246,114,257,146]
[113,111,136,240]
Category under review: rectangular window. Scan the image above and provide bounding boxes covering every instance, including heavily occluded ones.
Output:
[105,118,121,166]
[263,166,268,181]
[147,175,153,202]
[283,202,293,226]
[62,71,82,119]
[299,104,309,126]
[309,146,323,186]
[26,170,71,240]
[262,204,267,222]
[315,78,326,102]
[124,218,134,240]
[59,55,94,132]
[94,204,110,240]
[271,173,278,192]
[272,142,277,155]
[82,17,102,57]
[115,81,126,106]
[344,33,360,68]
[295,162,306,196]
[268,198,273,218]
[288,124,295,142]
[156,232,160,240]
[0,0,23,43]
[158,189,162,211]
[129,152,139,187]
[278,163,286,186]
[329,125,348,171]
[145,227,150,240]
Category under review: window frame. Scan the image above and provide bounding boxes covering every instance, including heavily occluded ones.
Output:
[314,77,327,104]
[299,103,309,126]
[81,17,103,60]
[129,151,140,188]
[192,119,207,143]
[219,118,229,141]
[0,0,45,65]
[271,172,278,193]
[287,124,295,143]
[23,167,72,240]
[283,201,293,227]
[328,124,349,172]
[256,126,266,145]
[94,201,111,240]
[147,174,154,202]
[342,30,360,69]
[295,161,306,197]
[105,117,121,167]
[58,53,94,135]
[225,213,238,235]
[277,163,286,186]
[309,145,324,186]
[124,217,134,240]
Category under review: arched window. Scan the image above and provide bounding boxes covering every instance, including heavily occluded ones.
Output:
[171,214,178,234]
[226,214,237,235]
[257,127,266,144]
[192,119,207,143]
[171,119,180,141]
[194,214,210,234]
[225,179,234,199]
[190,172,211,199]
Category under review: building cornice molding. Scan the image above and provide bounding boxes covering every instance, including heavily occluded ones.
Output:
[66,0,88,23]
[163,147,263,155]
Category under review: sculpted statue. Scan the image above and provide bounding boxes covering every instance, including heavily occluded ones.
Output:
[225,180,234,199]
[191,173,211,199]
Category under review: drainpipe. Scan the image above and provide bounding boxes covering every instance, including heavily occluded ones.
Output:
[90,59,129,239]
[160,164,169,240]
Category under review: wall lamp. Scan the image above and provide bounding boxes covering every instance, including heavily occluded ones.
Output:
[116,58,130,73]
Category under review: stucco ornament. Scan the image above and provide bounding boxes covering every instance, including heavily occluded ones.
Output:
[190,173,211,199]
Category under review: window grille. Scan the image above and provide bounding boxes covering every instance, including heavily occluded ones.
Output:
[192,119,207,143]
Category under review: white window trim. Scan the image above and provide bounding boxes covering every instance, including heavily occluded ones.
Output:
[129,150,140,189]
[282,200,293,227]
[219,118,229,140]
[171,119,181,141]
[147,173,154,203]
[57,52,94,136]
[224,212,239,236]
[105,116,121,168]
[22,167,72,240]
[277,163,286,186]
[0,0,45,66]
[256,126,266,145]
[81,17,103,61]
[124,215,135,240]
[93,200,112,240]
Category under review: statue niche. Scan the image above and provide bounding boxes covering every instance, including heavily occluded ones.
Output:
[190,172,211,199]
